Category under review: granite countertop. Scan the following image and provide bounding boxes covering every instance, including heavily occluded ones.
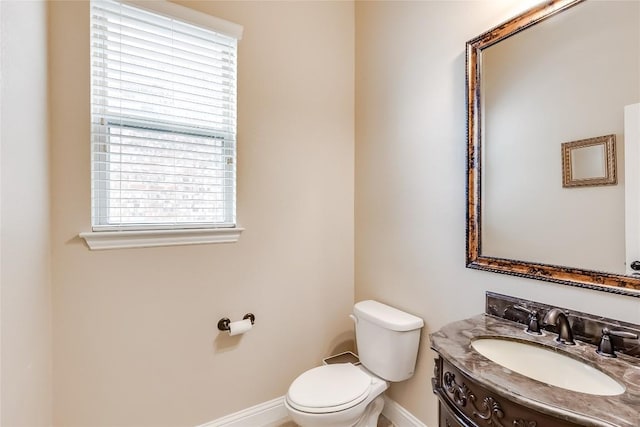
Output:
[430,314,640,427]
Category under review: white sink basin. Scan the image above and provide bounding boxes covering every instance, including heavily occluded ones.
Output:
[471,338,625,396]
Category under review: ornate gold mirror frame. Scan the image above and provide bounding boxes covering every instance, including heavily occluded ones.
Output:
[466,0,640,296]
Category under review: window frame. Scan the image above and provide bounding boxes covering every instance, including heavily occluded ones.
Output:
[81,0,244,250]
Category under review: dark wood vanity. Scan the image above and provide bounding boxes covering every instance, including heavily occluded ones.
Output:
[432,356,580,427]
[430,293,640,427]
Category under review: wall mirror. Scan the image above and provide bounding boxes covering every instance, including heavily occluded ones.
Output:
[466,0,640,296]
[561,134,616,188]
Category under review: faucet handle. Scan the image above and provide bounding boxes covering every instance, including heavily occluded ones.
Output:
[596,328,639,358]
[513,305,542,335]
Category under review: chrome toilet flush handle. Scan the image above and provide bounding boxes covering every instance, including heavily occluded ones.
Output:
[596,328,639,358]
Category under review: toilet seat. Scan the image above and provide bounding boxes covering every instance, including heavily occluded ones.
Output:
[286,364,372,414]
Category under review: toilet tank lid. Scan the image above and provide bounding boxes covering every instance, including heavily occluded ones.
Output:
[354,300,424,331]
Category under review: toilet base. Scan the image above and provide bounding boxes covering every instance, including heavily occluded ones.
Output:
[285,394,386,427]
[353,395,385,427]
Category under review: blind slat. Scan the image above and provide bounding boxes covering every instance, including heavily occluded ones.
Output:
[92,160,230,174]
[94,61,235,89]
[94,71,235,101]
[92,84,235,113]
[92,137,235,153]
[92,116,236,137]
[91,43,236,81]
[91,104,236,133]
[93,194,232,202]
[91,0,238,229]
[93,140,232,157]
[92,23,236,64]
[92,75,235,107]
[92,95,235,122]
[92,2,238,47]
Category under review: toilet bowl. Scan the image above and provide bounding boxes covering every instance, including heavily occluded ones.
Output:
[284,363,388,427]
[285,300,424,427]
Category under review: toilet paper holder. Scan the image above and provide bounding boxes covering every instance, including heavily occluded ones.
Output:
[217,313,255,332]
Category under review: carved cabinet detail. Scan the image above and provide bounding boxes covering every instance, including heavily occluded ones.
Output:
[432,356,581,427]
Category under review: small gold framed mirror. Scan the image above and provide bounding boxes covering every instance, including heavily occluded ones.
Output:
[561,134,616,188]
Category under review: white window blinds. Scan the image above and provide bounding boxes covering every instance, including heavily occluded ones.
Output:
[90,0,241,231]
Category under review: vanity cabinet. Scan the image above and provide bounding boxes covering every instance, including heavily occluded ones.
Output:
[432,356,581,427]
[438,399,467,427]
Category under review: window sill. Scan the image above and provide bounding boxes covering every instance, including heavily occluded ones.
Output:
[79,227,244,250]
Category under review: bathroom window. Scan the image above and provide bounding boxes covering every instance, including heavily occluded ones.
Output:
[89,0,242,237]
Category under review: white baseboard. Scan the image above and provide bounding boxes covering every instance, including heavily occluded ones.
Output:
[381,396,427,427]
[196,396,289,427]
[197,394,427,427]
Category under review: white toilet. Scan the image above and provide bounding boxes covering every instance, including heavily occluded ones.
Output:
[284,300,424,427]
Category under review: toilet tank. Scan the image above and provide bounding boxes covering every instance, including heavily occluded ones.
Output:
[353,300,424,382]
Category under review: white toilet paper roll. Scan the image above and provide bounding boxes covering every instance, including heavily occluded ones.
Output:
[228,318,253,336]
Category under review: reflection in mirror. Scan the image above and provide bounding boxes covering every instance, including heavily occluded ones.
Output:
[466,0,640,295]
[571,145,604,180]
[562,135,616,187]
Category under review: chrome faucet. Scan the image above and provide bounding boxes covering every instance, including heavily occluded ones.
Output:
[543,308,575,345]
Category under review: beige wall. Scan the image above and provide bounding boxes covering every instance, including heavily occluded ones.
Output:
[49,1,354,426]
[355,1,640,426]
[1,0,52,425]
